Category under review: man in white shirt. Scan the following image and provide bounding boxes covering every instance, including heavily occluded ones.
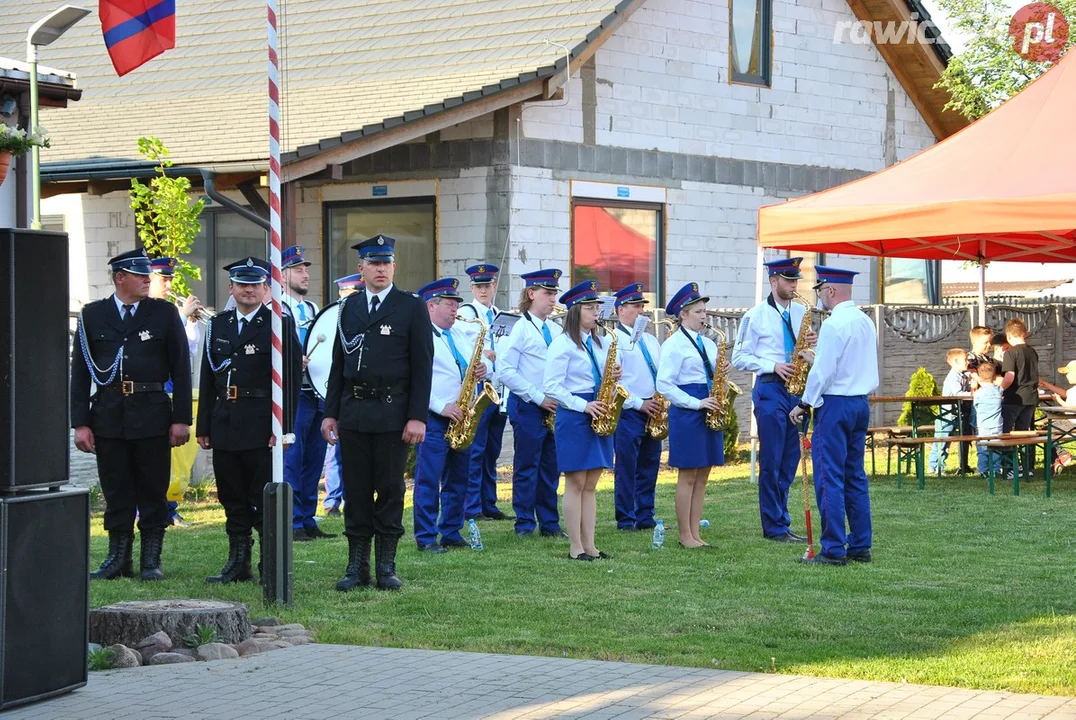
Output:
[280,245,334,542]
[611,283,662,532]
[499,268,564,537]
[456,263,512,522]
[733,257,815,543]
[412,278,493,552]
[789,266,878,566]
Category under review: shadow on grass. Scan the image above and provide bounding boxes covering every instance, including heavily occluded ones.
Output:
[89,463,1076,695]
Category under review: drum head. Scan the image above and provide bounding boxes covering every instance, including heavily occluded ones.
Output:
[304,301,341,400]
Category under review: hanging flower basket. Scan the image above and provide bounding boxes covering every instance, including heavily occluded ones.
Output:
[0,125,50,187]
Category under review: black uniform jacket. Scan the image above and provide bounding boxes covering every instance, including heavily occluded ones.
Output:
[71,296,193,440]
[324,287,434,433]
[196,305,302,450]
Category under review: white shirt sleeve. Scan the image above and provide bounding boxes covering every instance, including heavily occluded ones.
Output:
[184,318,200,359]
[543,336,588,413]
[497,322,543,405]
[801,322,841,409]
[656,337,702,411]
[731,307,777,375]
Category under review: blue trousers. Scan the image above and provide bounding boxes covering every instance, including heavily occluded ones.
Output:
[613,408,661,529]
[508,394,560,534]
[927,416,959,473]
[284,390,327,530]
[466,403,507,518]
[413,414,469,546]
[323,442,345,510]
[813,395,872,559]
[753,380,801,537]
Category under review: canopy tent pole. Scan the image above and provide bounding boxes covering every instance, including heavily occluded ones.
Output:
[749,243,764,485]
[979,261,987,327]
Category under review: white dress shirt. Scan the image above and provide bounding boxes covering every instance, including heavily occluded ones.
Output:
[458,300,501,353]
[112,295,140,319]
[732,295,807,374]
[543,332,619,413]
[656,327,718,410]
[800,300,879,408]
[281,293,319,343]
[428,322,495,416]
[616,324,660,411]
[366,284,393,314]
[235,307,259,330]
[499,311,563,405]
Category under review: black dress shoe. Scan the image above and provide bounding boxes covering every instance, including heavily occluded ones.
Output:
[617,526,638,532]
[540,529,569,538]
[441,539,469,549]
[787,531,807,541]
[594,551,612,560]
[568,552,595,561]
[465,514,489,522]
[325,507,342,518]
[766,532,806,544]
[636,523,656,531]
[515,530,534,537]
[305,525,338,539]
[847,550,873,563]
[293,528,314,542]
[417,543,447,554]
[800,553,847,566]
[484,510,515,521]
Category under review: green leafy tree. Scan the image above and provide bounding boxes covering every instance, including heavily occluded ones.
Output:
[897,367,940,427]
[129,136,204,296]
[934,0,1076,119]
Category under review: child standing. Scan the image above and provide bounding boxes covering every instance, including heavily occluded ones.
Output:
[928,348,970,475]
[1000,319,1040,475]
[961,326,995,472]
[973,362,1004,476]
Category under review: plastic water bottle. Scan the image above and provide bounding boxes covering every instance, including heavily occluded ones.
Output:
[699,520,710,528]
[467,519,484,551]
[651,519,665,550]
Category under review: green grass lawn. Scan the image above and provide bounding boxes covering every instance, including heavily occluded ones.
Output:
[89,452,1076,696]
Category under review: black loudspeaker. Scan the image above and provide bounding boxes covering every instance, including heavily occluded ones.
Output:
[0,229,71,490]
[0,488,89,710]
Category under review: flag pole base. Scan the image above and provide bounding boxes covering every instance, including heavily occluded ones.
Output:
[262,481,293,606]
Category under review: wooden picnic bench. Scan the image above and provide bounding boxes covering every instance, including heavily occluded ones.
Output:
[886,431,1047,494]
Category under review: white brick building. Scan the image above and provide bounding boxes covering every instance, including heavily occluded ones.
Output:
[0,0,967,311]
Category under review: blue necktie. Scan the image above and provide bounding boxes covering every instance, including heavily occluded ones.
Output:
[584,336,602,394]
[782,308,795,363]
[296,302,308,346]
[696,334,712,392]
[444,328,468,380]
[541,322,552,346]
[486,308,496,370]
[639,341,658,382]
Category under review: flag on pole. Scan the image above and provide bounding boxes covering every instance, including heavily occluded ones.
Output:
[100,0,176,77]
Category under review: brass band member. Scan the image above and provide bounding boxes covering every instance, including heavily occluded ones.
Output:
[731,257,814,543]
[72,248,192,581]
[543,281,620,561]
[655,283,723,549]
[322,235,434,591]
[196,258,301,582]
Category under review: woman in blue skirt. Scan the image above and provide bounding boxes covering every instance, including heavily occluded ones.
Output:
[543,280,621,561]
[656,282,724,548]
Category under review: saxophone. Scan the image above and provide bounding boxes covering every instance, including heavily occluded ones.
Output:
[645,318,677,440]
[446,317,501,451]
[704,325,742,432]
[784,293,814,397]
[591,330,630,437]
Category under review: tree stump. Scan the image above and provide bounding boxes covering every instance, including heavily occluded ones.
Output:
[89,599,252,648]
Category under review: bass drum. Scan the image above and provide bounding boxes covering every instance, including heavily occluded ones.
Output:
[304,300,341,401]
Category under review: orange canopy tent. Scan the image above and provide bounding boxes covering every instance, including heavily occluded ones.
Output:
[758,50,1076,273]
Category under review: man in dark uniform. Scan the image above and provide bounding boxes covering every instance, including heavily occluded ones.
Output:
[196,258,301,583]
[71,248,192,581]
[322,235,434,591]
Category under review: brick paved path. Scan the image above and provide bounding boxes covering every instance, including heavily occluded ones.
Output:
[5,645,1073,719]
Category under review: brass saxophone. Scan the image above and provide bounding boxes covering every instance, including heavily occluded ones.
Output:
[784,293,814,397]
[446,317,501,451]
[591,330,630,437]
[645,318,677,440]
[704,324,742,432]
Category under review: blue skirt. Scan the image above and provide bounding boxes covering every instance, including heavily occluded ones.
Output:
[668,383,725,469]
[555,392,614,472]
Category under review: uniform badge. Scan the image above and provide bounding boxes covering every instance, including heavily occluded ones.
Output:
[139,330,152,341]
[245,344,256,355]
[380,324,391,335]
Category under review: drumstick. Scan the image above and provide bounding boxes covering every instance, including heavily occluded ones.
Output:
[307,333,327,355]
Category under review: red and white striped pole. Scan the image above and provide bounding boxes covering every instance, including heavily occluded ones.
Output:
[264,0,291,605]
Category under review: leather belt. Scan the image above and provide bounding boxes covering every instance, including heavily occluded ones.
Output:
[351,383,406,402]
[758,373,782,384]
[220,386,270,400]
[105,381,164,395]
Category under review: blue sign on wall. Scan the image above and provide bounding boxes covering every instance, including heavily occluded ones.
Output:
[616,186,630,198]
[372,185,388,197]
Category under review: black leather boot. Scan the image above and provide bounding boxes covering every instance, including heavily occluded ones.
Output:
[374,534,403,591]
[335,536,372,591]
[139,528,166,581]
[206,534,254,583]
[90,531,134,580]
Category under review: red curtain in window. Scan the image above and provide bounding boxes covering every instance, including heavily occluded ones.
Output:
[573,206,655,291]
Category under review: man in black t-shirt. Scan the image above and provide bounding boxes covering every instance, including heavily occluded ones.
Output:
[1000,318,1039,474]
